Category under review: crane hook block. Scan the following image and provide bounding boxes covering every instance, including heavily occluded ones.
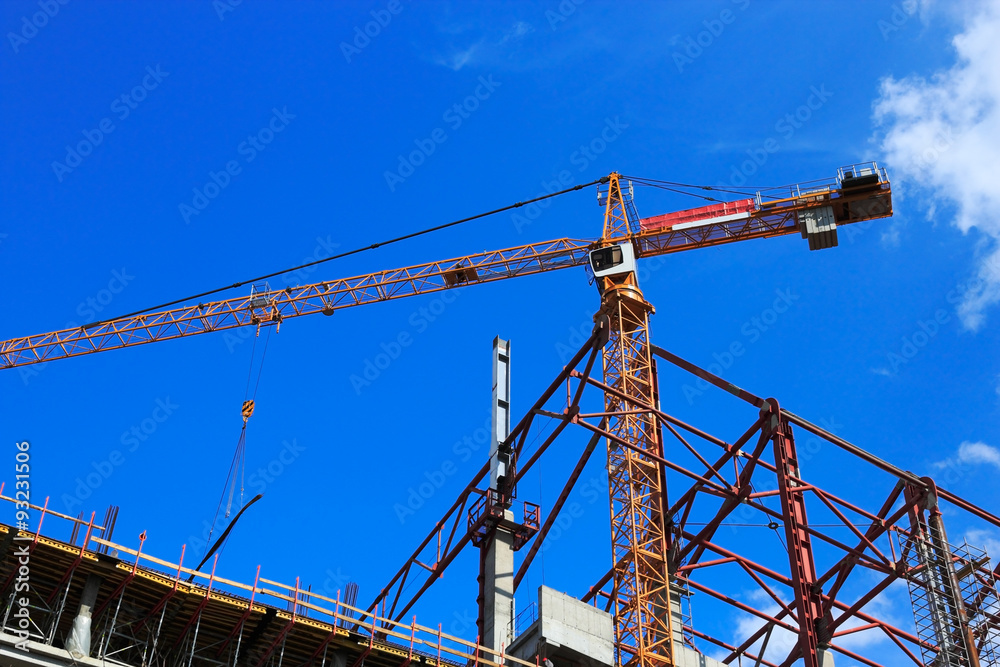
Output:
[241,400,255,422]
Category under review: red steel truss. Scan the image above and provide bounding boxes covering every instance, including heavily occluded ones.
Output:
[362,331,999,667]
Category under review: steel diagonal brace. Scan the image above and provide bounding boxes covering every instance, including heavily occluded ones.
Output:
[363,332,599,629]
[679,426,772,568]
[573,418,731,497]
[724,610,793,666]
[686,578,890,667]
[726,486,900,577]
[575,369,734,451]
[388,409,578,629]
[666,413,766,526]
[686,625,781,667]
[818,482,908,603]
[730,484,917,665]
[825,572,926,664]
[681,532,929,657]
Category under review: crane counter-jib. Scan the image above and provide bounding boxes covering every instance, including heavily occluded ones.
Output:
[0,170,892,370]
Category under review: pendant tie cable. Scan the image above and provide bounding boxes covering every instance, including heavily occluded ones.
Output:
[80,177,609,331]
[623,174,831,204]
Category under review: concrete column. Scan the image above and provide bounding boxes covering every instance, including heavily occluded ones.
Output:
[65,573,102,658]
[484,510,516,656]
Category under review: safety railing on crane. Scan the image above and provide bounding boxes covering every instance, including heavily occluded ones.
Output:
[749,160,888,210]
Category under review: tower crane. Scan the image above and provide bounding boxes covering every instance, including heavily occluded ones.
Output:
[0,164,894,667]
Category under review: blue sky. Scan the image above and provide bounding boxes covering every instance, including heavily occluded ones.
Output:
[2,1,999,663]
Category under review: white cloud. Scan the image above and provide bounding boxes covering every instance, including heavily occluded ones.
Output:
[957,440,1000,469]
[873,0,1000,330]
[498,21,533,45]
[934,440,1000,471]
[432,39,483,71]
[427,20,534,72]
[881,224,902,248]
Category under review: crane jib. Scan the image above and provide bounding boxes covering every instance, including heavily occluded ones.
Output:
[0,173,891,370]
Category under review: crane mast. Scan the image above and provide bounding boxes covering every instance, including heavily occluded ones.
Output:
[595,174,676,667]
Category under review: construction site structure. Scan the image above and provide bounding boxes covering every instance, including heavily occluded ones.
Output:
[3,165,999,667]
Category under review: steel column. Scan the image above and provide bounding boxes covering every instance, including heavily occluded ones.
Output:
[763,399,826,667]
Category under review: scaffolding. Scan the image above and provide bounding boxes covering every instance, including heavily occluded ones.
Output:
[955,542,1000,666]
[0,496,534,667]
[901,519,977,666]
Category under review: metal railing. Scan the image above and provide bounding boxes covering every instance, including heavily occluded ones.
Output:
[0,491,538,667]
[509,601,537,641]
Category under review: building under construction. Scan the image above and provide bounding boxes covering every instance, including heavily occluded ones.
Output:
[2,166,998,667]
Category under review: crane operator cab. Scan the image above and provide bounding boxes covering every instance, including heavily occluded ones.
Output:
[588,242,637,294]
